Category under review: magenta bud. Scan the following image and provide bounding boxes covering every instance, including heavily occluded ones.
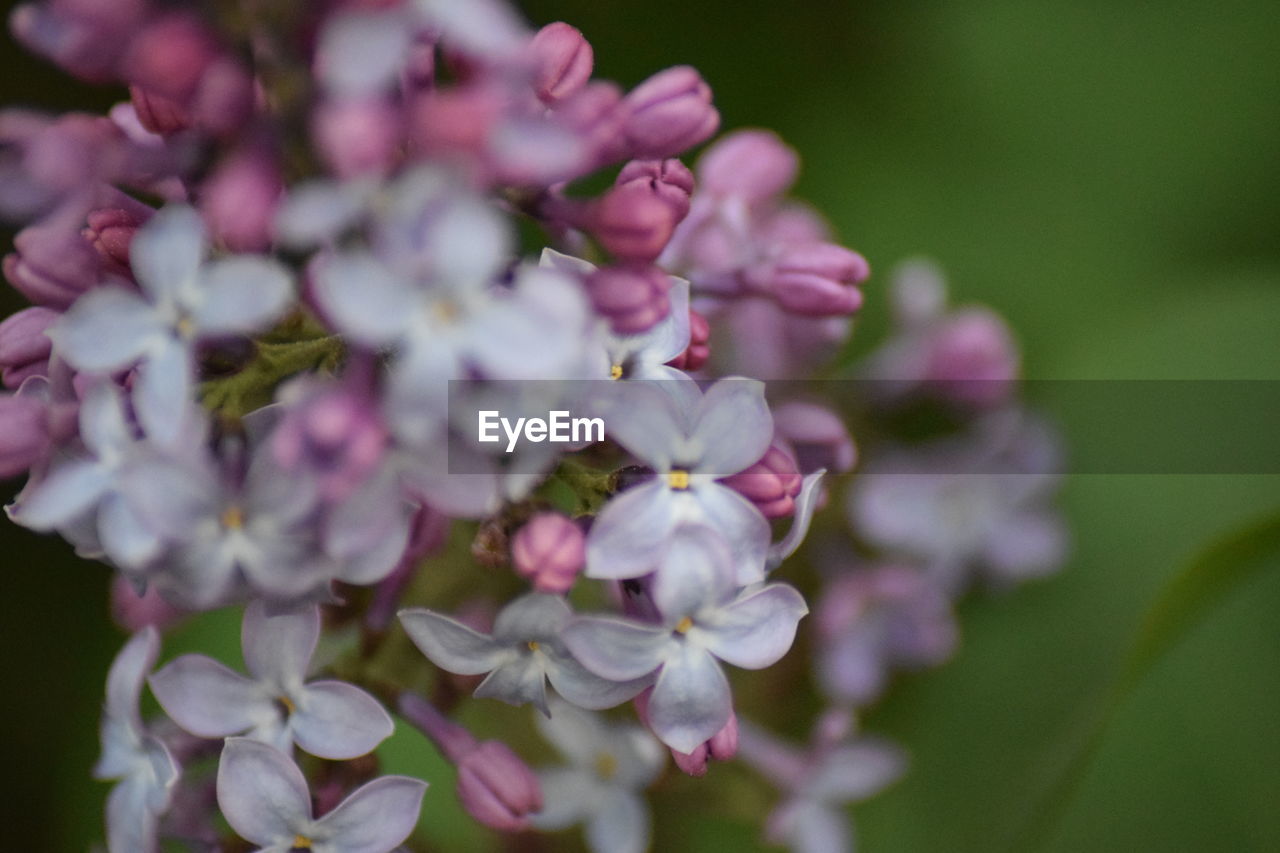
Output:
[616,158,694,221]
[720,443,802,518]
[123,14,219,102]
[84,203,151,274]
[9,0,146,82]
[411,85,503,161]
[753,243,869,317]
[666,307,709,372]
[590,185,679,264]
[0,393,49,478]
[313,96,403,179]
[698,129,798,204]
[110,575,186,632]
[201,148,283,251]
[189,58,257,137]
[129,86,190,136]
[623,66,719,158]
[585,265,672,335]
[456,740,544,832]
[529,22,594,105]
[924,309,1019,407]
[0,307,58,388]
[272,380,388,502]
[772,401,856,474]
[3,216,102,309]
[511,512,585,594]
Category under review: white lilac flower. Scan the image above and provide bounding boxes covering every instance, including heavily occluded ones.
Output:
[400,593,650,715]
[586,377,774,583]
[47,205,293,447]
[736,718,907,853]
[530,697,666,853]
[564,526,807,753]
[7,382,170,571]
[150,601,393,759]
[94,627,179,853]
[216,737,426,853]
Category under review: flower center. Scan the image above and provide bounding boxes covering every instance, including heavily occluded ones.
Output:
[176,315,196,338]
[527,640,540,652]
[220,505,245,530]
[277,694,297,715]
[594,751,618,780]
[667,469,691,490]
[609,364,624,380]
[291,835,313,850]
[675,616,694,634]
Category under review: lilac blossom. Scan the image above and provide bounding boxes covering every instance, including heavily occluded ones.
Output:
[216,737,426,853]
[94,627,179,853]
[511,512,586,594]
[47,205,293,446]
[565,526,807,752]
[530,697,666,853]
[400,592,649,715]
[150,601,393,759]
[586,378,774,583]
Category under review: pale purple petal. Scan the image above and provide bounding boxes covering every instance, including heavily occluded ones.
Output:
[982,510,1068,582]
[474,659,549,714]
[647,643,732,754]
[701,584,808,669]
[192,256,293,335]
[399,609,507,675]
[313,251,417,346]
[544,653,651,710]
[106,626,160,728]
[11,458,111,529]
[595,382,685,469]
[275,179,371,247]
[690,378,772,476]
[48,287,161,372]
[808,740,907,802]
[121,457,222,536]
[689,484,769,585]
[78,382,133,459]
[216,738,311,846]
[651,525,735,620]
[770,800,850,853]
[585,789,650,853]
[491,593,571,644]
[628,276,691,365]
[585,480,676,579]
[130,205,206,302]
[316,9,414,97]
[561,617,671,682]
[149,655,270,737]
[242,601,319,687]
[767,470,826,571]
[105,775,162,853]
[529,767,596,830]
[98,491,163,570]
[134,336,192,448]
[429,193,512,287]
[292,680,394,759]
[316,775,427,853]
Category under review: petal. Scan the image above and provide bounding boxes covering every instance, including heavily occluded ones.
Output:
[105,626,160,728]
[584,480,676,580]
[216,737,311,846]
[121,456,221,537]
[149,654,270,737]
[770,800,850,853]
[243,601,320,687]
[292,680,394,759]
[48,287,160,372]
[585,789,650,853]
[593,381,685,469]
[538,248,597,277]
[491,593,571,644]
[650,525,736,620]
[625,275,691,365]
[105,776,162,853]
[646,643,732,754]
[690,484,769,585]
[473,658,550,714]
[316,775,427,853]
[689,378,773,476]
[191,256,293,335]
[560,617,670,682]
[701,583,808,670]
[313,251,417,346]
[78,382,133,459]
[130,205,206,303]
[275,179,370,247]
[134,337,193,449]
[767,470,826,571]
[533,696,611,766]
[807,739,908,802]
[10,458,110,530]
[399,608,506,675]
[544,651,650,711]
[429,193,512,287]
[315,9,414,97]
[529,767,596,830]
[98,491,163,570]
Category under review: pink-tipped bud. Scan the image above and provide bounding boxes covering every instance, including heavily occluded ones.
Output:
[720,443,803,518]
[590,185,679,263]
[772,401,856,474]
[924,309,1019,407]
[698,129,798,204]
[616,158,695,221]
[0,307,58,389]
[456,740,544,831]
[201,148,283,252]
[128,86,191,135]
[585,265,672,335]
[529,22,593,105]
[313,97,403,179]
[623,66,719,158]
[4,214,102,309]
[752,243,869,317]
[511,512,585,594]
[636,689,738,776]
[84,202,151,274]
[0,393,49,478]
[110,575,187,632]
[122,14,220,103]
[666,308,709,372]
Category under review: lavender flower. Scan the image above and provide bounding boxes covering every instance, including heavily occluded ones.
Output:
[216,737,426,853]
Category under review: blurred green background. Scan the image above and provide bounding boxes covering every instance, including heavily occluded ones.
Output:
[2,0,1278,850]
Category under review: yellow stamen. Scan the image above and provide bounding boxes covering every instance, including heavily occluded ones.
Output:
[609,364,624,380]
[527,640,540,652]
[220,505,245,530]
[292,835,312,849]
[176,316,196,338]
[594,751,618,780]
[278,694,297,715]
[667,470,690,490]
[675,616,694,634]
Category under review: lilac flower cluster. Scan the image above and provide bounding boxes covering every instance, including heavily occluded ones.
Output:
[1,2,1065,851]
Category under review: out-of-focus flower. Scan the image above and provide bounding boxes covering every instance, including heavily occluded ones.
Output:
[622,66,719,159]
[511,512,586,594]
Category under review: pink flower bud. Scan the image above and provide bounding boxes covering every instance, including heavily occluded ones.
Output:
[698,130,798,204]
[0,392,49,478]
[410,85,503,163]
[122,14,220,103]
[0,307,58,388]
[9,0,147,82]
[623,66,719,158]
[772,401,856,474]
[84,201,152,274]
[456,741,544,831]
[924,309,1019,407]
[201,148,283,252]
[110,575,186,632]
[272,379,388,502]
[4,213,102,309]
[590,184,679,263]
[189,58,256,137]
[313,96,403,179]
[529,22,593,105]
[129,86,190,135]
[616,158,695,221]
[720,443,803,518]
[585,265,672,335]
[511,512,585,594]
[752,242,869,317]
[667,308,710,372]
[636,689,738,776]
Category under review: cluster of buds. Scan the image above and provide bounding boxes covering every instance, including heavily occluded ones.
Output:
[0,1,1065,852]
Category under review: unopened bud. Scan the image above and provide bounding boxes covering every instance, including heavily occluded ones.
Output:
[585,265,672,334]
[529,22,593,105]
[511,512,585,594]
[623,66,719,158]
